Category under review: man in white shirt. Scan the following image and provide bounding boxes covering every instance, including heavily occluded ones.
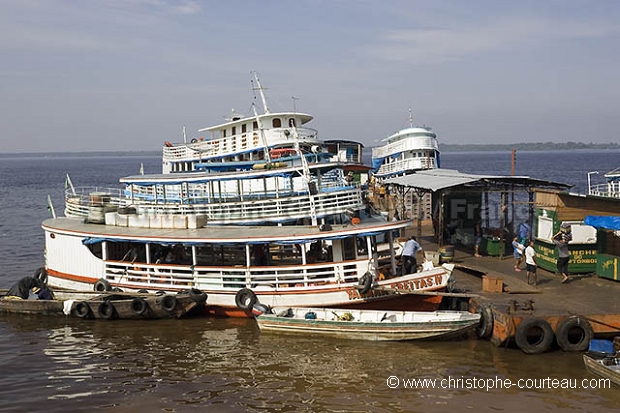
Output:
[524,240,537,286]
[400,236,424,274]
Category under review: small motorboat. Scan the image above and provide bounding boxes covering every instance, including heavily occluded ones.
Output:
[254,307,481,341]
[583,339,620,387]
[0,288,207,320]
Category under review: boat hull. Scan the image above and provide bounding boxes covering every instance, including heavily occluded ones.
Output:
[583,354,620,387]
[256,308,480,341]
[0,290,206,320]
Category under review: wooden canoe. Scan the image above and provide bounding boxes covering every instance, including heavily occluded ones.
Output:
[255,307,481,341]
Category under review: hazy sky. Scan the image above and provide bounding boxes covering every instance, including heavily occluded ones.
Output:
[2,0,619,153]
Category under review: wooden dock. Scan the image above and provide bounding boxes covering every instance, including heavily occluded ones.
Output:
[418,234,620,354]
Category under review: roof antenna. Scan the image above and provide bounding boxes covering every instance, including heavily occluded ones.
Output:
[408,108,413,128]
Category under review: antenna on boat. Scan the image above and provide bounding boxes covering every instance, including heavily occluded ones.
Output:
[292,96,299,113]
[182,126,187,144]
[251,71,270,114]
[408,108,413,128]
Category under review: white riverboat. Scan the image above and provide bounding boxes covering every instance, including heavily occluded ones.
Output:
[589,166,620,198]
[44,75,453,317]
[371,110,440,179]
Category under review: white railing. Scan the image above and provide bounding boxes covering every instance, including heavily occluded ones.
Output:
[372,136,438,159]
[162,127,320,162]
[590,182,620,198]
[376,157,438,177]
[65,187,364,224]
[103,260,363,291]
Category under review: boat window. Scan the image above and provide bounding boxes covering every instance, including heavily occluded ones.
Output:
[343,237,357,260]
[289,118,296,127]
[232,126,236,136]
[253,121,258,130]
[105,242,147,263]
[272,118,282,128]
[242,124,247,133]
[194,244,246,266]
[222,130,227,138]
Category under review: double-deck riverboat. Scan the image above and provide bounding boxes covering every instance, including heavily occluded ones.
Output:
[43,75,453,317]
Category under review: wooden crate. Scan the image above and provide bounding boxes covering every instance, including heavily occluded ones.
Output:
[482,275,503,293]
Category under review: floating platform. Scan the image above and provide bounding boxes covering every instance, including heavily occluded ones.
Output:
[418,233,620,355]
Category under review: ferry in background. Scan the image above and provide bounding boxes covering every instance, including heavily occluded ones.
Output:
[589,167,620,198]
[44,74,454,317]
[371,110,440,179]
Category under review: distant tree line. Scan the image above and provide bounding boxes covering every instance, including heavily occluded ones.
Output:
[438,141,620,152]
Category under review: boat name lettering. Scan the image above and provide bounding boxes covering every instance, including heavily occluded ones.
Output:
[347,274,443,300]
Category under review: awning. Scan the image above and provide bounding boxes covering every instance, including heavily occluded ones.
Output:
[383,168,570,192]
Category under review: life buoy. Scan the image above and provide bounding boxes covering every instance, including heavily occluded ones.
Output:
[33,267,48,285]
[94,278,112,292]
[555,316,593,352]
[515,317,554,354]
[74,301,92,318]
[160,295,177,312]
[235,288,257,311]
[187,288,207,305]
[131,297,148,316]
[475,305,494,339]
[190,138,198,144]
[98,301,116,319]
[357,272,373,295]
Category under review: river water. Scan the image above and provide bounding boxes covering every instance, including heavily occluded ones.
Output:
[0,150,619,412]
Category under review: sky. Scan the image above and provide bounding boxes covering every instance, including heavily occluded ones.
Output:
[1,0,620,153]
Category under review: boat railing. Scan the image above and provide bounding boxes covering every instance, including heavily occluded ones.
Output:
[162,127,320,162]
[64,187,125,217]
[372,136,438,158]
[376,157,438,176]
[103,259,365,291]
[590,182,620,198]
[66,186,363,224]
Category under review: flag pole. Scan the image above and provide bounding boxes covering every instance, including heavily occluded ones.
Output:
[47,194,56,219]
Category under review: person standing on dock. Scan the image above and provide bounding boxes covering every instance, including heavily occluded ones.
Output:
[511,236,524,272]
[524,240,537,285]
[474,218,483,257]
[552,228,572,283]
[400,236,424,275]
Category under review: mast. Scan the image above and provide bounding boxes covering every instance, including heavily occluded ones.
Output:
[252,71,270,114]
[408,108,413,128]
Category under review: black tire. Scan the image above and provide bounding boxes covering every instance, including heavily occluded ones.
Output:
[111,287,123,292]
[137,289,149,294]
[160,295,177,312]
[188,288,207,305]
[475,305,494,339]
[156,290,166,296]
[131,297,148,316]
[34,267,48,285]
[235,288,257,311]
[74,301,92,318]
[357,272,373,295]
[252,303,270,316]
[515,317,554,354]
[94,278,112,292]
[98,301,116,319]
[555,316,593,352]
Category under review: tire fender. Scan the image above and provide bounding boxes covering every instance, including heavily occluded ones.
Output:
[188,288,208,305]
[475,305,494,339]
[34,267,48,285]
[235,288,257,311]
[131,297,148,316]
[94,278,112,292]
[515,317,554,354]
[555,316,593,352]
[160,295,177,312]
[75,301,92,318]
[98,301,116,319]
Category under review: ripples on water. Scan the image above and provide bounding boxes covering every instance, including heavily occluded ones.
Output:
[1,151,620,411]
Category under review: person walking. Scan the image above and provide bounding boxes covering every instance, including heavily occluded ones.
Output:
[400,236,424,275]
[524,240,537,285]
[552,228,572,283]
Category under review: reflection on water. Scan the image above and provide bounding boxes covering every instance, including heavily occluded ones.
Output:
[1,316,619,412]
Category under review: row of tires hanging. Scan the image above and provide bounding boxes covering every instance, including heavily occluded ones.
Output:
[475,305,594,354]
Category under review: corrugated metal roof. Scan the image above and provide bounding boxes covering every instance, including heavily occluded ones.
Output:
[383,168,569,192]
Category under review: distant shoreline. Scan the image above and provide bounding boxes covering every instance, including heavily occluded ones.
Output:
[1,142,619,157]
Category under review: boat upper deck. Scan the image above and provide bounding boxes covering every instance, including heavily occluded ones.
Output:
[42,217,411,243]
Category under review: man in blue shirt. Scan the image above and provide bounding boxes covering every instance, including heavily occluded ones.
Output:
[400,236,424,275]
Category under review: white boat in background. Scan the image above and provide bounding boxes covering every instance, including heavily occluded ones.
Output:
[371,110,440,179]
[589,166,620,198]
[255,307,480,341]
[44,74,453,317]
